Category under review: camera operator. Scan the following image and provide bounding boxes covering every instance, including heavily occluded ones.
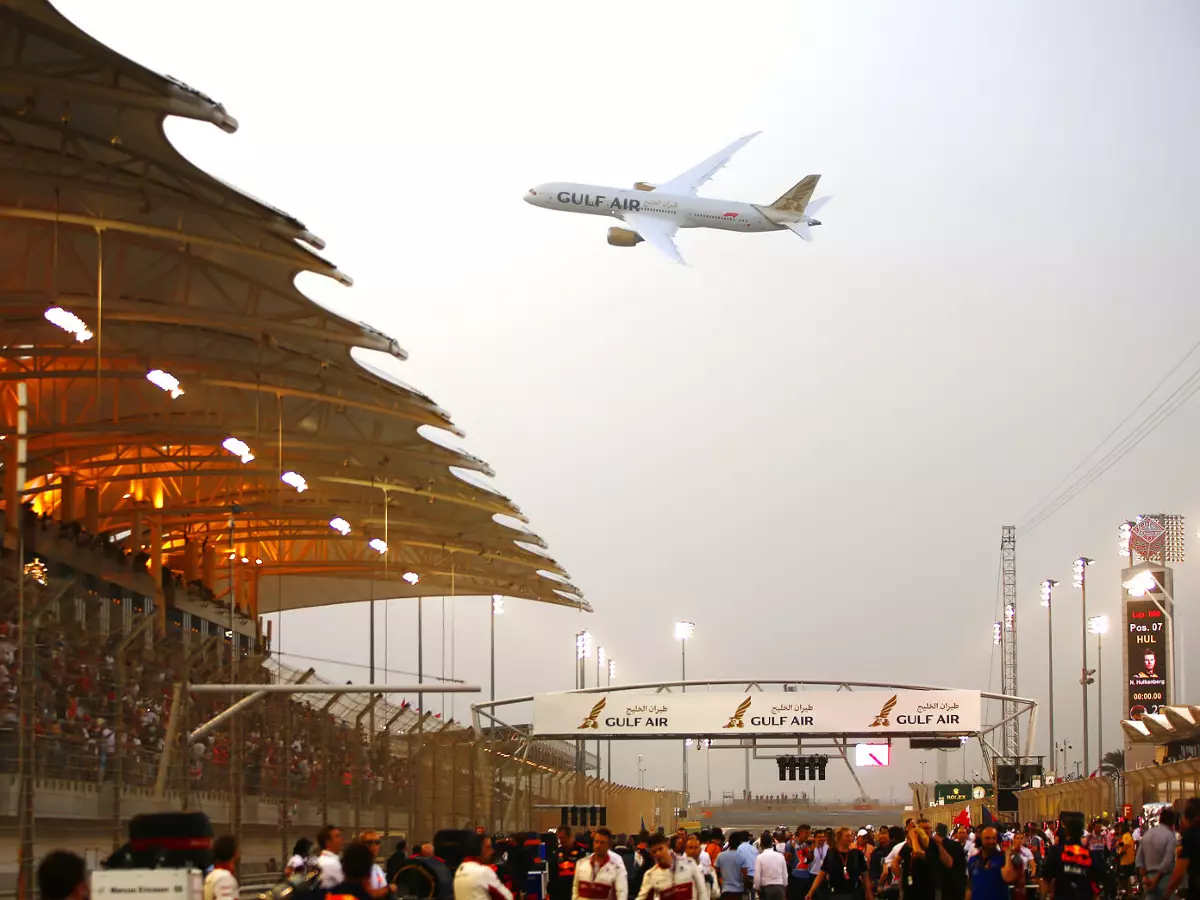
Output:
[37,850,89,900]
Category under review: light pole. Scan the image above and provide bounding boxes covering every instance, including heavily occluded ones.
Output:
[403,570,421,722]
[1073,557,1096,776]
[576,631,591,772]
[607,658,615,782]
[1088,615,1109,775]
[1041,579,1058,770]
[638,754,645,789]
[1055,739,1072,776]
[596,646,605,779]
[490,595,503,703]
[675,621,695,809]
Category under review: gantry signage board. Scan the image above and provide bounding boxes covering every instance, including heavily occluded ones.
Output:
[531,690,981,737]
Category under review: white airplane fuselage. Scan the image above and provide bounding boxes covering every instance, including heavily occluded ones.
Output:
[525,182,790,233]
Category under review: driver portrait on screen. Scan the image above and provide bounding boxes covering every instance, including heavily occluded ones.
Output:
[1136,652,1159,679]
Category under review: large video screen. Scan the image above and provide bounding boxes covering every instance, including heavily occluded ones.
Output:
[1126,597,1170,719]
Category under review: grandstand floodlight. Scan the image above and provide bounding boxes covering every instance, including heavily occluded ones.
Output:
[492,594,504,615]
[281,471,308,492]
[1087,615,1109,635]
[368,538,388,554]
[1119,521,1134,558]
[674,621,695,641]
[44,306,93,342]
[146,369,184,399]
[228,552,236,561]
[608,659,616,679]
[222,437,255,464]
[329,517,351,535]
[1040,579,1057,607]
[1072,556,1094,588]
[241,556,249,564]
[992,622,1002,645]
[1123,568,1157,598]
[576,631,593,660]
[402,570,419,584]
[255,558,263,566]
[598,645,607,667]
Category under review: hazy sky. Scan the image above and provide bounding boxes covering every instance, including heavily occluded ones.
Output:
[62,0,1200,800]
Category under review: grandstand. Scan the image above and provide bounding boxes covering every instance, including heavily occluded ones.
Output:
[0,0,674,888]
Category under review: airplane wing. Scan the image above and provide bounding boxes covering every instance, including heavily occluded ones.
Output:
[622,212,685,265]
[654,132,761,197]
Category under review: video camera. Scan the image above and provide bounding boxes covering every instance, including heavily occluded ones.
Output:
[93,812,214,900]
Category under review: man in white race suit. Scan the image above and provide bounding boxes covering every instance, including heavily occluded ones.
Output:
[454,834,513,900]
[574,828,629,900]
[635,835,706,900]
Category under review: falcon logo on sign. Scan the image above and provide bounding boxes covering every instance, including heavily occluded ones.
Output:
[870,695,898,727]
[723,697,752,729]
[578,697,606,730]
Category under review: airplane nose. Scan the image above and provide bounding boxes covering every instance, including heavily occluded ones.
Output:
[524,189,538,205]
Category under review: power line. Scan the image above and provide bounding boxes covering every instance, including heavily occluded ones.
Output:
[1020,357,1200,534]
[1017,333,1200,534]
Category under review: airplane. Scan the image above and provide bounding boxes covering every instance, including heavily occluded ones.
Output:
[523,132,828,265]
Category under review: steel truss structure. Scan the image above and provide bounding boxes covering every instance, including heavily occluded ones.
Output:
[1000,526,1019,761]
[474,679,1039,804]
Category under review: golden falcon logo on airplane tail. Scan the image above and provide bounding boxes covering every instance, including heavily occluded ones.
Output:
[870,695,898,727]
[578,697,606,730]
[724,696,753,729]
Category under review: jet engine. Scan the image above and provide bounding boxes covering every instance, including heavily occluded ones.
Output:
[607,227,643,247]
[632,182,656,191]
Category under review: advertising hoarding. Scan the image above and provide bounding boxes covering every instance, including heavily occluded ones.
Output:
[531,690,981,737]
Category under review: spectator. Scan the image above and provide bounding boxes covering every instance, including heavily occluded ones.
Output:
[716,831,745,900]
[329,842,378,900]
[386,839,409,883]
[359,831,388,898]
[1160,798,1198,900]
[964,827,1020,900]
[318,825,346,888]
[287,838,314,879]
[204,836,240,900]
[753,832,787,900]
[37,850,88,900]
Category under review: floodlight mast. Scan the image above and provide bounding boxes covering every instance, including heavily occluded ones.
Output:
[1000,526,1019,763]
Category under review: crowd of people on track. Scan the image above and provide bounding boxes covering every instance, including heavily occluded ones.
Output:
[541,801,1198,900]
[32,797,1199,900]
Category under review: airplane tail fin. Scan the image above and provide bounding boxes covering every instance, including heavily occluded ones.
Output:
[769,174,821,214]
[776,194,831,241]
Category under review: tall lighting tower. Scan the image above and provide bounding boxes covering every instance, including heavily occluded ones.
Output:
[1000,526,1019,762]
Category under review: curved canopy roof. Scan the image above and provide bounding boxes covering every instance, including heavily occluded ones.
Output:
[1121,705,1200,744]
[0,0,586,611]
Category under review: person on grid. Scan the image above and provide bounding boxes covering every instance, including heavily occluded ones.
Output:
[575,828,629,900]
